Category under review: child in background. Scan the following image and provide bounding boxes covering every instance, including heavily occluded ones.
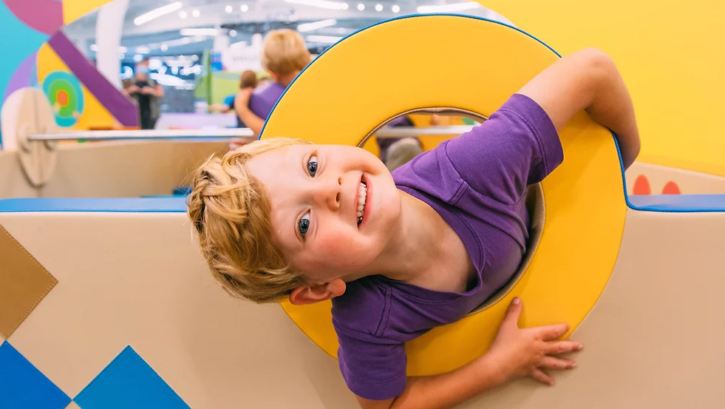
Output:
[230,29,311,149]
[188,48,640,409]
[228,71,258,131]
[210,70,259,116]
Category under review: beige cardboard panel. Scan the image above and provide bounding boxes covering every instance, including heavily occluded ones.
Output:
[38,141,227,198]
[460,209,725,408]
[627,162,725,194]
[3,208,724,408]
[0,150,39,199]
[169,141,228,188]
[0,223,57,338]
[0,213,355,408]
[65,402,81,409]
[40,142,175,198]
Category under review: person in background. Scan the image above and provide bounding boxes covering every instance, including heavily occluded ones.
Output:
[123,58,164,130]
[230,29,311,149]
[209,70,259,129]
[380,114,465,171]
[230,70,258,128]
[376,116,424,171]
[121,78,138,106]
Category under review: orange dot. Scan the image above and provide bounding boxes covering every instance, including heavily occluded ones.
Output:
[57,89,69,107]
[662,181,681,195]
[632,175,651,195]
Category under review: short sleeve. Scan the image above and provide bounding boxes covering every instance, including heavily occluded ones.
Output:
[445,93,563,205]
[335,325,407,401]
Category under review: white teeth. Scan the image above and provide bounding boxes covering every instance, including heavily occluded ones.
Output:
[357,181,367,222]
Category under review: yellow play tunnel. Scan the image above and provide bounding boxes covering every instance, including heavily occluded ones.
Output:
[263,14,626,376]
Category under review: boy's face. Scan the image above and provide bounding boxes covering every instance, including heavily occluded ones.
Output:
[246,144,401,285]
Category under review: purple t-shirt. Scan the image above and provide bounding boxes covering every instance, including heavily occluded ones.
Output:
[330,94,564,400]
[248,81,286,119]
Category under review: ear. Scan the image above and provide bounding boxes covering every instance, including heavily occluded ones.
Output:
[288,278,346,305]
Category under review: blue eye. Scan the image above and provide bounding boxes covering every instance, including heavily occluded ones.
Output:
[298,213,311,236]
[307,155,318,177]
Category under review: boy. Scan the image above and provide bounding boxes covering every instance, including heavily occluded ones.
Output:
[188,48,640,409]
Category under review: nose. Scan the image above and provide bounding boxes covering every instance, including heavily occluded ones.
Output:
[312,175,342,211]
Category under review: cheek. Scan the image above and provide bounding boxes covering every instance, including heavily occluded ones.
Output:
[304,228,374,271]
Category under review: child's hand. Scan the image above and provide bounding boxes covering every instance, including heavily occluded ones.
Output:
[486,298,582,386]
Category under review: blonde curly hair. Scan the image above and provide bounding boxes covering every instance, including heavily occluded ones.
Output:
[187,138,311,303]
[261,29,311,76]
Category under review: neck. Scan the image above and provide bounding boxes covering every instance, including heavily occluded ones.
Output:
[362,192,449,284]
[276,71,299,87]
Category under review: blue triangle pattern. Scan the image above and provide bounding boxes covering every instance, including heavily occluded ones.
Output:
[74,346,190,409]
[0,341,71,409]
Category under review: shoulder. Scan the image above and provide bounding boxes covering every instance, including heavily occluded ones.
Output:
[332,277,391,336]
[254,82,285,99]
[392,142,467,205]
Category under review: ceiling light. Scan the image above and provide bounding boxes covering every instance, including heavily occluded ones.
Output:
[119,53,125,59]
[375,4,382,11]
[342,3,349,9]
[180,28,219,36]
[306,35,343,43]
[392,4,400,12]
[118,46,128,53]
[136,46,150,54]
[134,2,182,25]
[241,4,249,11]
[417,2,480,13]
[297,19,337,32]
[230,29,238,37]
[90,44,98,51]
[161,44,169,51]
[225,5,233,13]
[357,3,364,10]
[285,0,349,11]
[134,54,143,62]
[179,28,219,37]
[179,10,187,18]
[192,9,200,17]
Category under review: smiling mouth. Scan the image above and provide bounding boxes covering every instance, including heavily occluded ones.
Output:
[357,180,368,226]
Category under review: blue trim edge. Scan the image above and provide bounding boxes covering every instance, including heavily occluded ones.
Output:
[0,198,188,213]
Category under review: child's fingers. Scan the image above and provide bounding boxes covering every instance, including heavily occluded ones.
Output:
[537,323,570,341]
[539,356,576,370]
[502,297,523,329]
[544,340,583,355]
[529,368,555,386]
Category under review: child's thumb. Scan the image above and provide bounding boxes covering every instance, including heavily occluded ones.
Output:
[503,297,523,328]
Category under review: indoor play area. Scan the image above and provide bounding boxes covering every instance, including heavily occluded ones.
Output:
[1,1,725,408]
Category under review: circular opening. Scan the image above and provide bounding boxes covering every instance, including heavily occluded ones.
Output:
[365,109,545,315]
[360,107,488,149]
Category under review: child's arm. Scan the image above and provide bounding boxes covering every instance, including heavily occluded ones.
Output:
[356,299,581,409]
[518,48,640,169]
[234,88,266,136]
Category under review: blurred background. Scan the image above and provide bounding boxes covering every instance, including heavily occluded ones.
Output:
[61,0,509,129]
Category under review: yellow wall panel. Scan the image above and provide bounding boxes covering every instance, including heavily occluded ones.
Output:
[480,0,725,176]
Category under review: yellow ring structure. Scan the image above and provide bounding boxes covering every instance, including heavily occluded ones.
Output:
[262,15,627,376]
